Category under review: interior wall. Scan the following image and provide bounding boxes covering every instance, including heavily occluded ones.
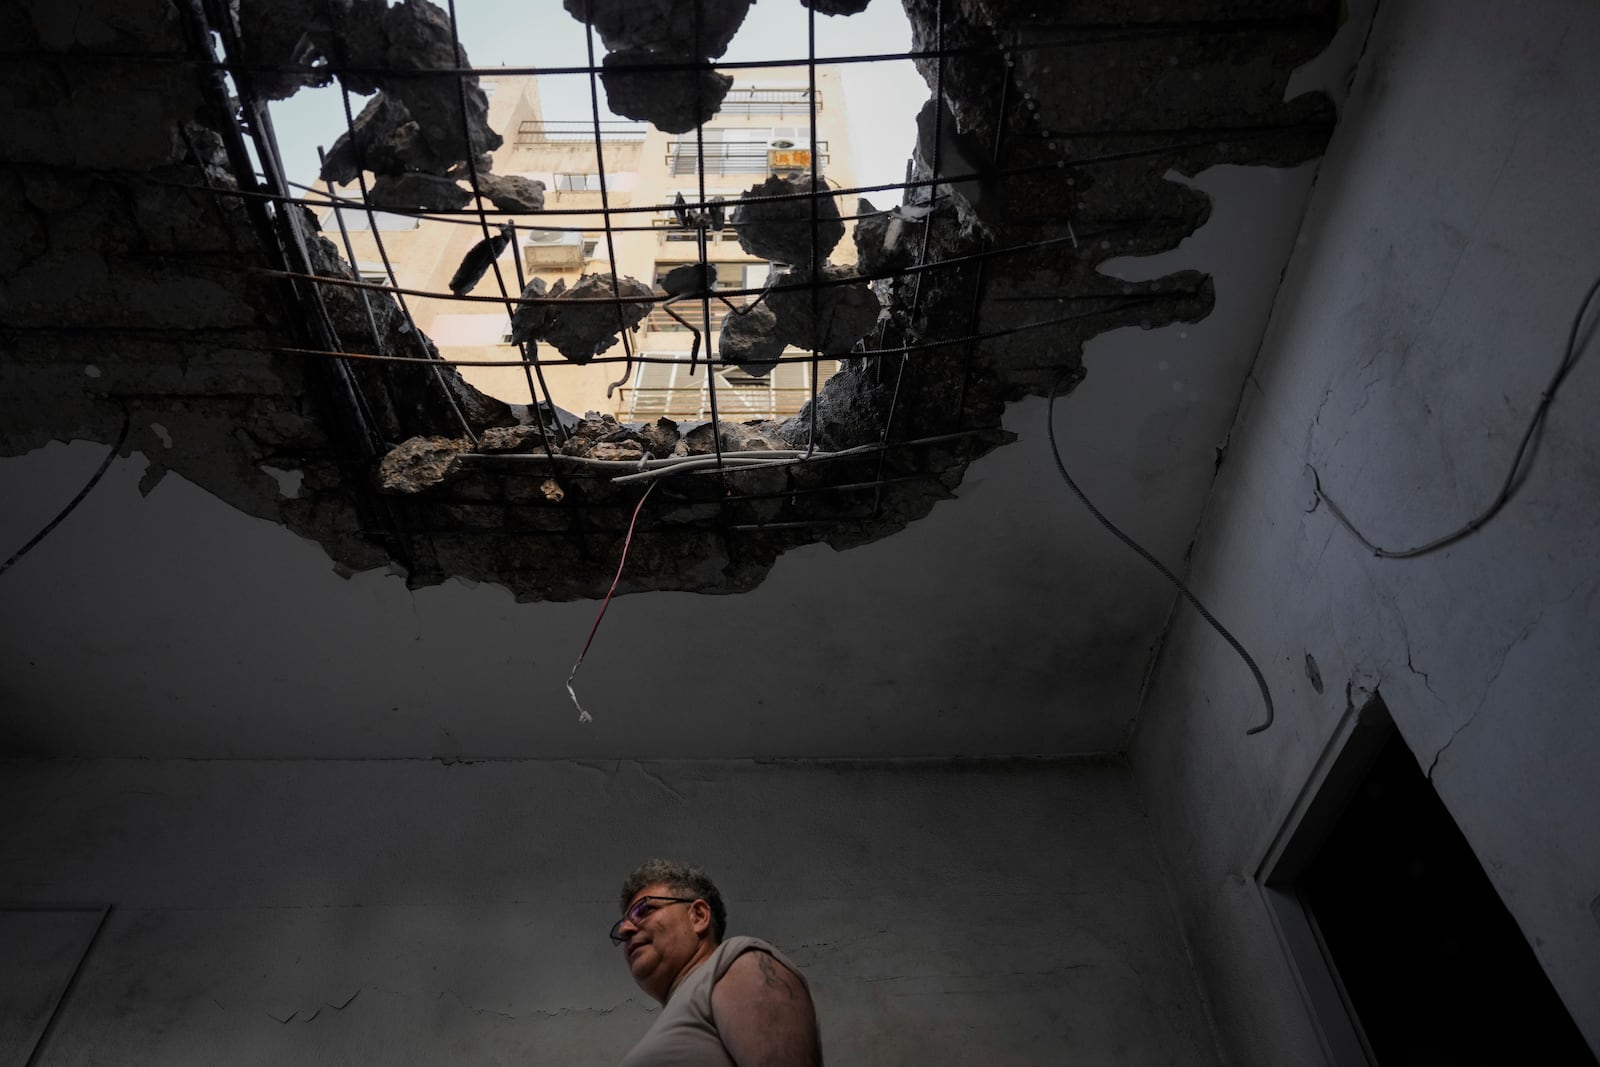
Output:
[1131,0,1600,1061]
[0,757,1219,1066]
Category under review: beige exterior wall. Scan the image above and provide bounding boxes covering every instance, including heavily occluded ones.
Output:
[324,68,858,422]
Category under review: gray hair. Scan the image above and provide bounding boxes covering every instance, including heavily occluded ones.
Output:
[620,859,727,943]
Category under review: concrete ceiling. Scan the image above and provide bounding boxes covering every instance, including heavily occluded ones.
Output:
[0,0,1374,759]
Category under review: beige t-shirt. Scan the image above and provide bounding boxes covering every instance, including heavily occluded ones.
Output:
[620,936,810,1066]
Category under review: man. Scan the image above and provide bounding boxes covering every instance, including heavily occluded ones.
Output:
[612,859,822,1066]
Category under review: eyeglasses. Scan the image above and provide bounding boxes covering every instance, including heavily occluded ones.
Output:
[609,896,699,945]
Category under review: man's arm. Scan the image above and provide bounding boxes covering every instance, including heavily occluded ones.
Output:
[710,951,822,1067]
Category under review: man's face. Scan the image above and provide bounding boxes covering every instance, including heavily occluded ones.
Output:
[616,882,708,1000]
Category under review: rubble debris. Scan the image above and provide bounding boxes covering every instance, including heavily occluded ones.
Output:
[599,50,734,134]
[366,172,470,212]
[731,175,845,267]
[336,0,502,174]
[683,421,775,454]
[541,273,654,363]
[661,261,718,299]
[508,277,561,345]
[914,96,993,231]
[803,0,873,12]
[639,418,682,457]
[448,223,514,296]
[719,301,786,377]
[379,435,468,492]
[474,173,546,213]
[320,95,442,183]
[477,425,552,453]
[563,0,754,60]
[852,197,928,276]
[765,265,880,353]
[233,0,337,100]
[560,412,636,456]
[591,440,647,461]
[445,154,495,181]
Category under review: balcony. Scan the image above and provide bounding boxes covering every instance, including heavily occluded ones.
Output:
[666,140,829,177]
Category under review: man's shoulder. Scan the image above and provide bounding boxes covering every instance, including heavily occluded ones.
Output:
[709,936,809,988]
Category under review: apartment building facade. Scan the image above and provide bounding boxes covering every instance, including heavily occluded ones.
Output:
[325,68,858,422]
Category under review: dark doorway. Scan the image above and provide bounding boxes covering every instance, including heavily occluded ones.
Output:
[1299,731,1595,1064]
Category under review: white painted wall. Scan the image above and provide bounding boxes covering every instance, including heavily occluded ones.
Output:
[1132,0,1600,1060]
[1,758,1219,1065]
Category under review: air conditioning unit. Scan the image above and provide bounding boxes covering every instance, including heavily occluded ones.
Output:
[521,228,582,269]
[768,126,813,177]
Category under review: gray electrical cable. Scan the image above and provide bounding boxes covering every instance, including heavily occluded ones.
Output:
[1045,377,1274,736]
[1312,270,1600,559]
[0,411,131,581]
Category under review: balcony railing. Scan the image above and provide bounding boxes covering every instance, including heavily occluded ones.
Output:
[719,87,820,118]
[666,140,829,176]
[620,359,840,421]
[515,119,647,144]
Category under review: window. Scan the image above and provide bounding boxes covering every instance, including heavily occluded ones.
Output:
[621,354,840,421]
[553,172,605,191]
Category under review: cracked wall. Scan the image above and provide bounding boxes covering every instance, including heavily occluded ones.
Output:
[1129,1,1600,1060]
[1,758,1221,1065]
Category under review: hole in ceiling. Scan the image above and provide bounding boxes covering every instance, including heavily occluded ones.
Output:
[0,0,1344,601]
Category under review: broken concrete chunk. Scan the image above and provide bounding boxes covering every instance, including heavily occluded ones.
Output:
[476,425,550,453]
[320,94,443,183]
[683,420,775,454]
[731,175,845,267]
[914,96,991,232]
[639,417,681,457]
[766,265,880,353]
[379,435,467,492]
[590,440,646,462]
[474,173,546,213]
[366,172,470,212]
[599,50,734,135]
[508,277,553,344]
[560,412,635,456]
[852,198,926,276]
[719,301,785,377]
[803,0,873,12]
[563,0,753,60]
[542,273,654,363]
[233,0,337,101]
[337,0,503,171]
[445,154,496,181]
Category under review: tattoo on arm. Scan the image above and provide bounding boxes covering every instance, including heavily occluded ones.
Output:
[756,953,796,999]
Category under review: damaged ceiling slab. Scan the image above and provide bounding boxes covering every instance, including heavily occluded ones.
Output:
[0,0,1340,601]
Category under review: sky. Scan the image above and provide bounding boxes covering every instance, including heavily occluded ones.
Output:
[267,0,931,202]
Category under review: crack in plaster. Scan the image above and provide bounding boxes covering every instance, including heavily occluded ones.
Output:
[357,984,637,1021]
[1425,712,1472,782]
[635,762,686,802]
[1405,650,1439,699]
[1425,581,1592,780]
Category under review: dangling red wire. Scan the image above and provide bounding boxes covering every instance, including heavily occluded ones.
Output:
[566,481,658,722]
